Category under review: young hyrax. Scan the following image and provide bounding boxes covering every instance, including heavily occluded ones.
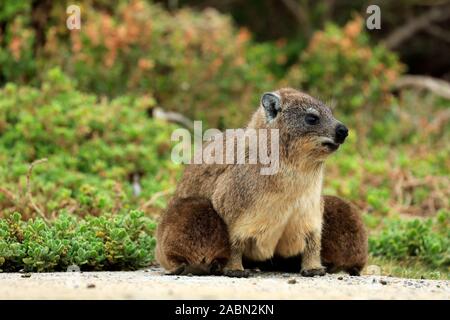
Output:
[156,88,349,277]
[156,197,230,275]
[320,195,368,275]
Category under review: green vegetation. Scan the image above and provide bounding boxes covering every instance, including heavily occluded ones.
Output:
[0,68,179,219]
[368,256,448,280]
[0,211,156,272]
[369,211,449,270]
[0,1,448,276]
[285,16,404,114]
[0,0,276,128]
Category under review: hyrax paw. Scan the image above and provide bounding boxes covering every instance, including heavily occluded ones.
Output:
[301,267,326,277]
[223,269,251,278]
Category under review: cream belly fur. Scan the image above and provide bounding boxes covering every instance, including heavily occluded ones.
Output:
[227,165,324,262]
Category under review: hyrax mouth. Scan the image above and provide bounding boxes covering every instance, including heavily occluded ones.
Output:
[321,141,340,151]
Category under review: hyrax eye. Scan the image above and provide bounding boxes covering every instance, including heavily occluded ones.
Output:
[305,114,320,125]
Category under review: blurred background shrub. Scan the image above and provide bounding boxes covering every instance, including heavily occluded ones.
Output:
[1,0,277,127]
[0,0,448,275]
[0,68,178,218]
[285,16,404,114]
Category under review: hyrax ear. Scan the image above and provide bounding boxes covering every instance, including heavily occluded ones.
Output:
[261,92,281,122]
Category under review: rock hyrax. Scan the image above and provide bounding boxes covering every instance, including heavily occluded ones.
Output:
[156,88,349,277]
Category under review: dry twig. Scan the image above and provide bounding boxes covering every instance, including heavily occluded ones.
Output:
[26,158,48,221]
[384,4,450,49]
[153,107,194,131]
[394,75,450,100]
[140,188,174,210]
[0,187,16,203]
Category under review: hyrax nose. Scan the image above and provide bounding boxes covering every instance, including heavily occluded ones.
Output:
[335,124,348,143]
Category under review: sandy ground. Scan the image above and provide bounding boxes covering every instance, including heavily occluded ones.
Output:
[0,267,448,300]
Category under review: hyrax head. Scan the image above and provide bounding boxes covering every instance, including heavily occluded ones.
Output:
[261,88,348,159]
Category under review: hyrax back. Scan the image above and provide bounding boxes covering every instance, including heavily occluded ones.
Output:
[321,195,368,275]
[243,195,368,276]
[156,197,230,275]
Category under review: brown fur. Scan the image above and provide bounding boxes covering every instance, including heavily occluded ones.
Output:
[156,197,230,275]
[156,88,348,276]
[321,195,368,275]
[243,195,368,275]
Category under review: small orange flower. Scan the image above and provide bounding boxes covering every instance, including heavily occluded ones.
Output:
[70,31,82,53]
[9,36,22,60]
[276,38,287,48]
[344,16,363,40]
[385,69,398,83]
[85,24,100,46]
[236,28,251,45]
[341,38,352,50]
[138,58,154,70]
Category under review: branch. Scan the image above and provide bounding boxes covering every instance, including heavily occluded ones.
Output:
[394,75,450,99]
[280,0,312,36]
[140,188,174,210]
[0,187,16,203]
[167,0,179,11]
[26,158,48,221]
[384,5,450,49]
[425,24,450,44]
[153,107,194,131]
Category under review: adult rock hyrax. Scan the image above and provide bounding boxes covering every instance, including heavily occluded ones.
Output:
[243,195,368,276]
[156,88,350,277]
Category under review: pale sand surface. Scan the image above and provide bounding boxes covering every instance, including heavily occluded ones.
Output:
[0,267,448,300]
